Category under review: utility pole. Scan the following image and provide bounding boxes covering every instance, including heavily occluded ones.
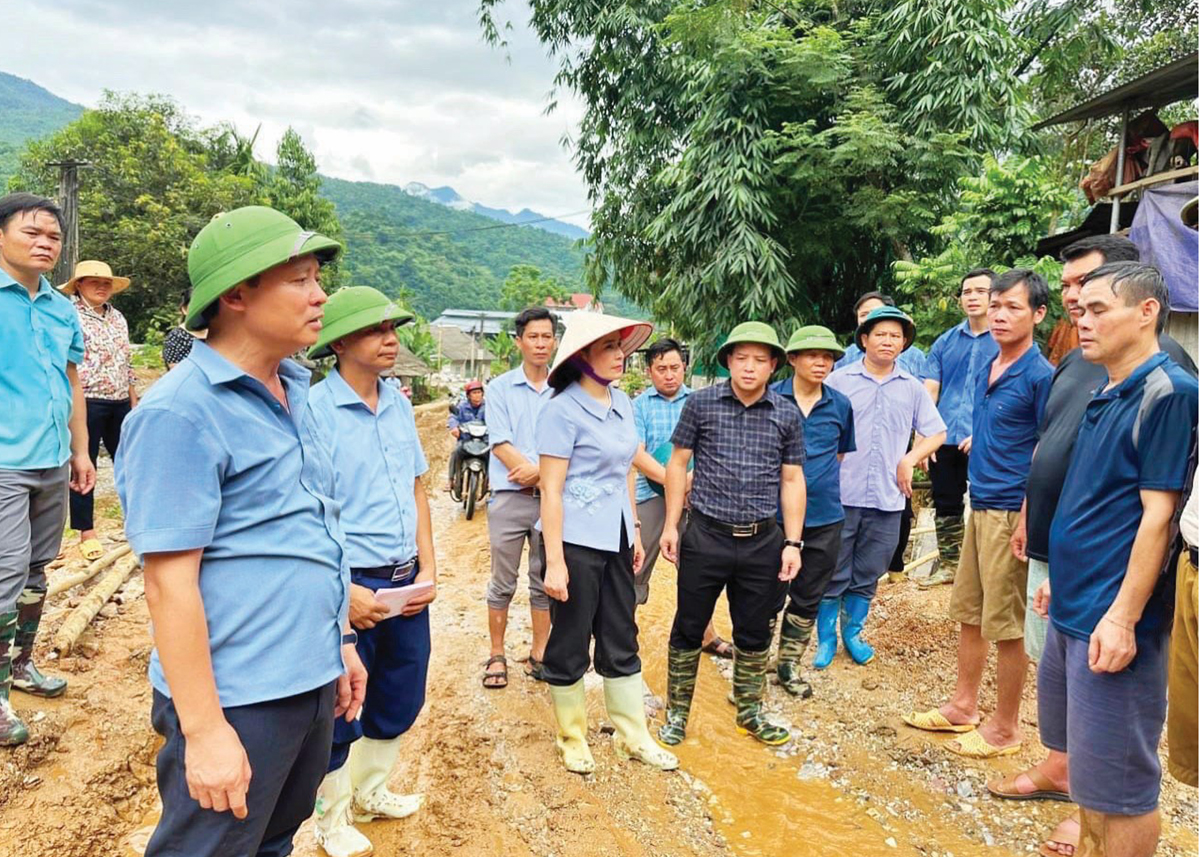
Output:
[46,159,90,286]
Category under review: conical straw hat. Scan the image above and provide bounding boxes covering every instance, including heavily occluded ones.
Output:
[547,311,654,384]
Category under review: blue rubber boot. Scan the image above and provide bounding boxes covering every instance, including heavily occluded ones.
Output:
[840,595,876,665]
[811,598,840,670]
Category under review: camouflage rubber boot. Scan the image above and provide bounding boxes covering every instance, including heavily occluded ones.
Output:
[657,646,701,746]
[0,611,30,746]
[921,515,964,588]
[733,647,790,745]
[11,587,67,698]
[775,613,814,698]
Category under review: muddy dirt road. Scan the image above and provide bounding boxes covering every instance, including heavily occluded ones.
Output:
[1,401,1195,857]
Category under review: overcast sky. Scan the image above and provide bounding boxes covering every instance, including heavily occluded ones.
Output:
[4,0,591,227]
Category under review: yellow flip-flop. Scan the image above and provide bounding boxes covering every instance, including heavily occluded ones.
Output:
[946,729,1021,759]
[80,538,104,561]
[902,708,979,733]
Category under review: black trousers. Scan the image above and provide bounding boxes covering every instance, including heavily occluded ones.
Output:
[929,444,970,517]
[541,528,640,686]
[146,682,336,857]
[670,515,786,652]
[69,397,131,531]
[888,498,914,573]
[784,520,844,619]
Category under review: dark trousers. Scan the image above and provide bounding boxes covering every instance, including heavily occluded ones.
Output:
[669,515,786,652]
[784,520,844,620]
[329,568,431,772]
[827,507,902,600]
[69,397,131,531]
[929,444,969,517]
[146,682,336,857]
[541,529,640,686]
[888,498,914,573]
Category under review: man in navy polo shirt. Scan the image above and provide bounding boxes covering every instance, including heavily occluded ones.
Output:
[905,270,1052,760]
[1037,262,1197,856]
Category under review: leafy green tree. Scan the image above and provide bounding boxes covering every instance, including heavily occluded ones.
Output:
[396,317,441,369]
[489,329,521,374]
[501,263,570,310]
[268,127,347,289]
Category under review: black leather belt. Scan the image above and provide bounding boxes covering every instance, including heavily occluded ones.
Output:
[515,487,541,498]
[353,559,417,583]
[694,511,776,538]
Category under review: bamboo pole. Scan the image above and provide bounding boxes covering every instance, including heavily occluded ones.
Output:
[53,555,140,655]
[47,544,132,597]
[903,550,940,576]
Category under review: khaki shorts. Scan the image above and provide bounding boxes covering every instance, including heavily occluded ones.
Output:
[948,509,1028,641]
[1168,549,1198,787]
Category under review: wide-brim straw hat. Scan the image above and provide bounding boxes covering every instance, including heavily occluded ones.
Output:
[547,311,654,384]
[60,260,131,295]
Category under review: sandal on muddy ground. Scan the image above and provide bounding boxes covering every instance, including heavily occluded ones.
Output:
[1038,811,1080,857]
[79,538,104,561]
[946,729,1021,759]
[524,656,546,682]
[701,636,733,659]
[482,655,508,689]
[987,767,1070,802]
[901,708,979,733]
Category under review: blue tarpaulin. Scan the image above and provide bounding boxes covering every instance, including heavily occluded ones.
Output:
[1129,180,1199,312]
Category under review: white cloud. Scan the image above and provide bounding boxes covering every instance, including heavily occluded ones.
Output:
[3,0,591,227]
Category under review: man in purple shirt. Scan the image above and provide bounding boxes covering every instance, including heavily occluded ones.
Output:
[822,308,945,668]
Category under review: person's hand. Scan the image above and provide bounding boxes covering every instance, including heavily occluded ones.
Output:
[958,436,973,455]
[507,462,540,487]
[896,454,917,498]
[660,525,680,565]
[400,575,437,617]
[544,558,570,601]
[914,434,932,470]
[69,451,96,495]
[1033,579,1051,620]
[348,583,389,630]
[1010,517,1027,562]
[450,427,461,439]
[632,531,645,574]
[1089,614,1137,674]
[780,545,802,581]
[336,644,368,721]
[183,720,252,819]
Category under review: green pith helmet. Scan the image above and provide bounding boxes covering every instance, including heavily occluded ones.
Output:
[308,286,414,359]
[184,206,342,331]
[785,325,845,357]
[855,305,916,352]
[716,321,786,369]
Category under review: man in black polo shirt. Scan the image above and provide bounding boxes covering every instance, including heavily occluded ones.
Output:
[657,322,805,747]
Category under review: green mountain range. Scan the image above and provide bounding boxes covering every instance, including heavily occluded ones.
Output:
[0,73,84,178]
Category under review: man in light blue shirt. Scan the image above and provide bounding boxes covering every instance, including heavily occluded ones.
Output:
[836,291,927,378]
[920,268,999,588]
[0,193,95,746]
[115,206,366,857]
[482,307,557,689]
[306,287,435,857]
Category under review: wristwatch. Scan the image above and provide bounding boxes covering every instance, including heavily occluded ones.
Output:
[783,539,804,550]
[341,631,358,646]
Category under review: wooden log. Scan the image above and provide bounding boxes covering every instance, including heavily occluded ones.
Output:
[48,544,132,597]
[53,555,140,655]
[903,550,940,576]
[908,526,936,538]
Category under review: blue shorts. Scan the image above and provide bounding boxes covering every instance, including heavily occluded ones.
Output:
[1037,623,1169,815]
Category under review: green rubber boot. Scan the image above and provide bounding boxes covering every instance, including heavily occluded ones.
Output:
[776,613,814,698]
[657,646,701,746]
[11,587,67,698]
[0,611,30,746]
[733,647,790,745]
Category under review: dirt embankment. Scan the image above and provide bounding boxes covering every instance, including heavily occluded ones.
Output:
[1,400,1195,857]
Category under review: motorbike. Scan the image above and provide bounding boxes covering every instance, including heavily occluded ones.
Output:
[450,420,490,520]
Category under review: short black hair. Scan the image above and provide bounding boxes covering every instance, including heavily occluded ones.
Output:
[514,306,557,337]
[549,361,581,395]
[0,192,65,232]
[991,268,1050,311]
[961,268,996,287]
[179,285,192,309]
[854,291,895,314]
[1082,261,1171,334]
[1061,234,1140,264]
[645,337,685,367]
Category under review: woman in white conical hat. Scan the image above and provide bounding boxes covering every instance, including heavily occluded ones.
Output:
[534,312,679,774]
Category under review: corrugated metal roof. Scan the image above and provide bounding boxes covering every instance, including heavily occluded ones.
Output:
[1034,51,1198,130]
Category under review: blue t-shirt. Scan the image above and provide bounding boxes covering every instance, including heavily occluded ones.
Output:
[770,377,856,527]
[536,381,637,552]
[967,345,1053,511]
[1049,352,1198,642]
[115,342,349,708]
[924,321,999,445]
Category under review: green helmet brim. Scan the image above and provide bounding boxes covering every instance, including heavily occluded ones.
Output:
[307,302,414,360]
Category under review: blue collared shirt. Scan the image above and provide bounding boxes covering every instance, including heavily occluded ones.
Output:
[448,400,486,430]
[486,366,553,493]
[827,362,945,512]
[967,346,1053,511]
[308,369,429,567]
[924,320,999,445]
[0,271,85,469]
[632,384,691,503]
[115,342,349,708]
[1049,352,1198,643]
[536,382,637,552]
[770,377,856,527]
[836,342,927,379]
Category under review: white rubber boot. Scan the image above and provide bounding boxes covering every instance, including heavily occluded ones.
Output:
[314,765,373,857]
[604,673,679,771]
[348,736,424,822]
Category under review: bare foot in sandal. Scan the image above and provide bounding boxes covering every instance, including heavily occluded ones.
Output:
[1039,811,1080,857]
[483,654,508,689]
